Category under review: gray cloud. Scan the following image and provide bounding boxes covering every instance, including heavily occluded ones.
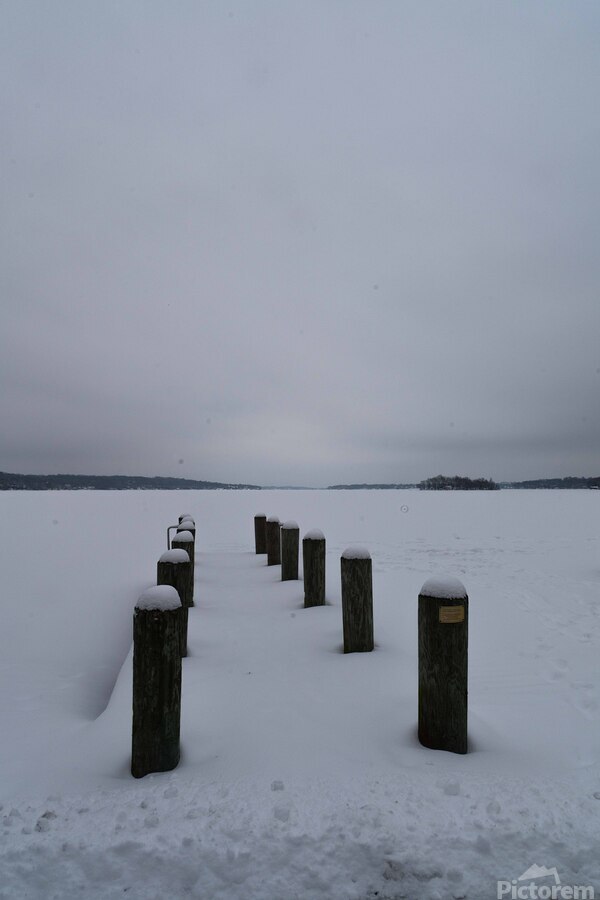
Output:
[2,2,599,486]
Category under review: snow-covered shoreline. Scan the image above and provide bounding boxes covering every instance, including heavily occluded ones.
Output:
[1,489,598,898]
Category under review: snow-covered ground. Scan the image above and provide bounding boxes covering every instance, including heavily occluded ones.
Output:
[0,489,598,899]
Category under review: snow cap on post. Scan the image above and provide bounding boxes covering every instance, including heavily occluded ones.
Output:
[173,529,194,543]
[304,528,324,540]
[342,546,371,560]
[158,549,190,565]
[419,576,467,599]
[136,585,181,611]
[177,519,195,532]
[282,520,299,530]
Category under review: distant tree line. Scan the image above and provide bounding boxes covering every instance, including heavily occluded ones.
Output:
[501,476,600,490]
[328,483,417,490]
[0,472,261,491]
[418,475,499,491]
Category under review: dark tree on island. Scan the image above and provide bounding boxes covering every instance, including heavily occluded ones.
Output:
[419,475,499,491]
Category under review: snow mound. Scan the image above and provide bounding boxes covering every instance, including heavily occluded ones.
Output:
[135,585,181,611]
[282,520,299,530]
[267,516,280,523]
[158,549,190,564]
[342,546,371,560]
[304,529,325,540]
[172,530,193,542]
[420,575,467,599]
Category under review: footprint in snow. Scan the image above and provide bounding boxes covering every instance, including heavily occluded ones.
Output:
[442,781,461,796]
[572,683,598,720]
[273,803,291,822]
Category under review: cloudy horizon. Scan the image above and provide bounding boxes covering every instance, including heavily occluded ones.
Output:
[2,2,599,488]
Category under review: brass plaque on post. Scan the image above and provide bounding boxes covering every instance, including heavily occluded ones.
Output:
[439,605,465,624]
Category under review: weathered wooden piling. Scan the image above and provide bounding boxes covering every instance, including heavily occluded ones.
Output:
[178,514,194,525]
[418,576,468,754]
[172,530,195,604]
[303,530,326,607]
[254,513,267,554]
[281,521,300,581]
[266,517,281,566]
[131,585,182,778]
[177,521,196,540]
[157,549,192,656]
[176,522,196,561]
[341,547,373,652]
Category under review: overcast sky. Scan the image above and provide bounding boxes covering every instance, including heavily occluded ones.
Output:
[2,2,599,487]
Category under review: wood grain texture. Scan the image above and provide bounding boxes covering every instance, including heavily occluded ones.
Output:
[157,557,192,656]
[418,592,468,754]
[266,519,281,566]
[281,526,299,581]
[171,537,195,606]
[254,515,267,554]
[341,556,374,652]
[131,606,182,778]
[303,535,326,607]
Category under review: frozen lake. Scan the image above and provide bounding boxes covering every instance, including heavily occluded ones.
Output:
[0,489,598,899]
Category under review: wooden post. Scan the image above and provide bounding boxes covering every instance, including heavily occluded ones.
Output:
[281,521,299,581]
[157,549,192,656]
[418,576,468,755]
[131,585,182,778]
[172,531,195,605]
[341,547,373,652]
[254,513,267,554]
[178,514,194,525]
[266,516,281,566]
[303,530,325,607]
[176,523,196,563]
[177,522,196,540]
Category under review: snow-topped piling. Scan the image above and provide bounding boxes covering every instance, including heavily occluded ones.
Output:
[303,530,326,607]
[172,530,195,597]
[341,547,374,653]
[177,520,196,543]
[418,576,468,755]
[266,517,281,566]
[132,585,182,779]
[157,548,192,656]
[281,521,300,581]
[254,514,267,554]
[165,516,193,551]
